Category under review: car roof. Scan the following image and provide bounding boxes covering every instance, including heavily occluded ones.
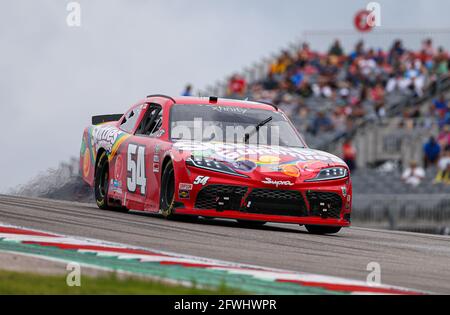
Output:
[145,95,278,112]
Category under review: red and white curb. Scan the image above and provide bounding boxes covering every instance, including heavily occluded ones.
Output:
[0,223,425,295]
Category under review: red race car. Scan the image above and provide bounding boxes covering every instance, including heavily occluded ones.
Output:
[80,95,352,234]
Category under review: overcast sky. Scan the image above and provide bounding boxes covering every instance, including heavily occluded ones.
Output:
[1,0,450,192]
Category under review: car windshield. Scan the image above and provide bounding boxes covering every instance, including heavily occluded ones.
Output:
[170,104,306,148]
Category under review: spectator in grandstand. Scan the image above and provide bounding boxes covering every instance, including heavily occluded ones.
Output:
[422,38,435,61]
[374,101,387,123]
[434,47,449,77]
[423,136,441,169]
[407,68,427,98]
[342,139,357,172]
[181,84,193,97]
[310,111,334,135]
[434,149,450,185]
[388,39,406,64]
[331,108,347,134]
[386,72,409,94]
[437,125,450,149]
[402,160,426,187]
[270,51,293,80]
[262,73,279,91]
[370,82,385,103]
[228,74,247,97]
[349,40,365,61]
[432,94,448,116]
[297,79,314,98]
[329,39,344,57]
[290,67,304,87]
[312,81,333,98]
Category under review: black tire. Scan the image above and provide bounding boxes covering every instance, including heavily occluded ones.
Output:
[237,220,267,227]
[94,151,128,213]
[94,151,112,210]
[160,160,177,219]
[305,225,342,235]
[160,160,198,222]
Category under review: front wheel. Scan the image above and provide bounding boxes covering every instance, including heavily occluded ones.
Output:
[305,225,342,235]
[160,160,177,219]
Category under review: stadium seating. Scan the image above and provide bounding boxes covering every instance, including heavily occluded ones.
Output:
[206,39,449,158]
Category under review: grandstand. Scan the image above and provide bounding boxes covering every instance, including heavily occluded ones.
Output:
[202,36,450,234]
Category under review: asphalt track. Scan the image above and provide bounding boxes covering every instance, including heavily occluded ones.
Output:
[0,194,449,294]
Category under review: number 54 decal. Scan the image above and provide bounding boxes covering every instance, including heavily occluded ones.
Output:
[194,176,210,186]
[127,144,146,195]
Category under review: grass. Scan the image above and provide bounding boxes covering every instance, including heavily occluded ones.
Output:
[0,269,242,295]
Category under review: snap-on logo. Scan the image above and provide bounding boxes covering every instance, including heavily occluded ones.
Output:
[262,178,294,187]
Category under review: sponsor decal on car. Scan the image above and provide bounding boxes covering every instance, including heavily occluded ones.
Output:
[82,149,91,178]
[114,155,124,179]
[110,179,123,194]
[173,142,346,174]
[212,106,248,114]
[179,183,193,191]
[280,164,301,178]
[174,142,341,160]
[90,125,131,160]
[178,190,191,199]
[262,177,294,187]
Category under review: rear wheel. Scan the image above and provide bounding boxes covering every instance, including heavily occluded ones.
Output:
[305,225,342,235]
[94,151,112,210]
[94,151,128,212]
[237,220,267,227]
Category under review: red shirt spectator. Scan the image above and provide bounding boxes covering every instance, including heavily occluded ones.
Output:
[228,75,247,96]
[438,126,450,149]
[342,139,357,171]
[370,83,385,103]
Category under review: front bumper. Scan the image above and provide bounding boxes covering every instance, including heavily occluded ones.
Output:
[174,168,352,227]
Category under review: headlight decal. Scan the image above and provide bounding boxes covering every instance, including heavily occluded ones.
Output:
[186,158,249,178]
[305,167,348,182]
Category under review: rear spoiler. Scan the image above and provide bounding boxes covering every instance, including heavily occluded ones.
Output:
[92,114,123,125]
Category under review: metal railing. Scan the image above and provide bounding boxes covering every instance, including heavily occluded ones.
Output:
[327,80,450,167]
[353,194,450,235]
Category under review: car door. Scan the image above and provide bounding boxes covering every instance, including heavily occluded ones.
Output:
[115,103,148,210]
[133,103,165,212]
[116,103,164,211]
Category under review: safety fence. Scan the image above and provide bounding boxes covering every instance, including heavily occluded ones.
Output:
[353,193,450,235]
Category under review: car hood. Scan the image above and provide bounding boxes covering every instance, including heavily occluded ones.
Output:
[173,141,348,180]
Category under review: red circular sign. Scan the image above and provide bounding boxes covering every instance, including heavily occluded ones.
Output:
[354,10,374,33]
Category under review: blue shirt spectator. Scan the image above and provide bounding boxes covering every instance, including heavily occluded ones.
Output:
[290,71,304,87]
[433,95,448,111]
[423,137,441,168]
[182,84,193,96]
[311,112,334,136]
